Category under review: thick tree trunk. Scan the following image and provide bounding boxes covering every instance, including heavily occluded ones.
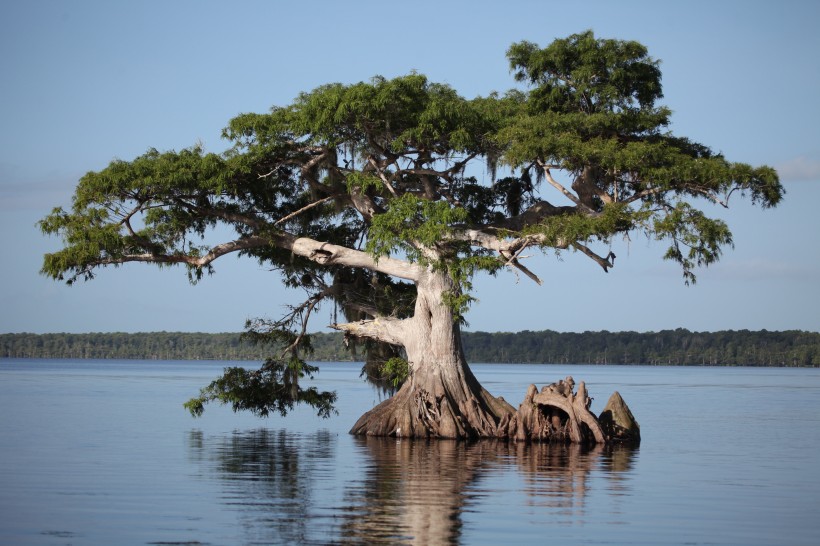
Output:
[346,269,640,444]
[348,356,516,438]
[349,270,515,438]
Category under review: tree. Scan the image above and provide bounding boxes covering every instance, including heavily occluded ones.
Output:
[41,32,782,442]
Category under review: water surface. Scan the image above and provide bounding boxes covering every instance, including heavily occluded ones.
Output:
[1,360,818,545]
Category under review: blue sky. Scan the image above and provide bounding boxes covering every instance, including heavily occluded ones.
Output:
[1,0,818,334]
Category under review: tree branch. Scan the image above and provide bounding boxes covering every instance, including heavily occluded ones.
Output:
[625,184,729,208]
[174,199,266,229]
[279,235,425,282]
[572,242,616,272]
[281,286,333,358]
[96,236,271,269]
[537,160,597,214]
[330,317,408,346]
[274,195,339,225]
[500,242,543,285]
[367,156,399,197]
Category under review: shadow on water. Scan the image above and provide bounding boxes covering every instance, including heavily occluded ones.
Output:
[186,429,638,545]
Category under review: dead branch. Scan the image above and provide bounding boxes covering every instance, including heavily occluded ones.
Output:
[274,195,338,226]
[537,160,597,214]
[573,242,616,272]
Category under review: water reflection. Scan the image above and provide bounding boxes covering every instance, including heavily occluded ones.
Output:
[344,439,638,543]
[340,438,482,544]
[506,442,638,529]
[187,428,339,545]
[187,429,638,545]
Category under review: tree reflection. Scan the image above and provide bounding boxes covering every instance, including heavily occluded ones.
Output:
[505,442,620,524]
[338,438,485,544]
[186,428,338,545]
[339,438,638,544]
[187,429,637,544]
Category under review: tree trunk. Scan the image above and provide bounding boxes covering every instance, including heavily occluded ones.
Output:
[346,269,640,445]
[349,270,515,438]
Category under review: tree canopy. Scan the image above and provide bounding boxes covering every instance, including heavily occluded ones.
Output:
[40,31,783,433]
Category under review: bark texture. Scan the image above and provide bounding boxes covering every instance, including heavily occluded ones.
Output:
[499,377,618,444]
[336,267,640,445]
[598,391,642,444]
[352,364,640,444]
[349,362,515,439]
[348,270,516,439]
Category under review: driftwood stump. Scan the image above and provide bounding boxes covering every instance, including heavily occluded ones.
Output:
[501,376,640,445]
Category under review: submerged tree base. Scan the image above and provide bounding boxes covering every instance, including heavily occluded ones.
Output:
[350,375,640,445]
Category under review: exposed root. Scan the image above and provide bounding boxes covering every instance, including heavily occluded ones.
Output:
[349,381,513,439]
[504,377,607,444]
[350,375,640,445]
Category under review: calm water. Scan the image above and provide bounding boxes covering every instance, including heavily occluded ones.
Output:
[1,360,819,545]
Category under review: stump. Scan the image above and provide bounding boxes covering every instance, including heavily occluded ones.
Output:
[504,376,640,445]
[598,391,641,444]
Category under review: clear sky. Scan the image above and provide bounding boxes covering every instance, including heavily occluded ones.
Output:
[1,0,818,334]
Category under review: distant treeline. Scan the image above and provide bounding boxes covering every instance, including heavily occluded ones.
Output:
[0,332,348,362]
[462,329,820,366]
[2,329,819,366]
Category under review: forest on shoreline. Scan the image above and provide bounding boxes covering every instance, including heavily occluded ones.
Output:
[2,329,818,367]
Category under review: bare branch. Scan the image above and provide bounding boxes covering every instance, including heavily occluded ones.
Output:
[80,223,425,286]
[95,236,271,269]
[330,317,408,346]
[508,258,543,285]
[693,187,729,208]
[173,198,266,229]
[409,153,478,180]
[451,228,507,252]
[256,145,325,179]
[281,235,424,281]
[281,287,333,358]
[537,160,596,214]
[572,242,616,272]
[274,195,338,226]
[500,242,543,285]
[122,216,140,239]
[301,148,329,172]
[367,156,399,197]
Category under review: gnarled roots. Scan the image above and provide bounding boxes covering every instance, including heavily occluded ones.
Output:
[351,375,640,445]
[349,381,510,439]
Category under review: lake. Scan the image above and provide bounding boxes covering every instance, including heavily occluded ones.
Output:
[1,360,819,545]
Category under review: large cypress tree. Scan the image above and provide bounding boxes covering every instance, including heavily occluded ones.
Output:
[41,32,782,441]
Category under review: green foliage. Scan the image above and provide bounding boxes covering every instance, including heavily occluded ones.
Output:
[290,74,493,153]
[183,357,337,418]
[40,34,783,293]
[522,202,634,247]
[380,357,410,388]
[38,32,787,416]
[345,171,384,194]
[652,202,732,284]
[497,31,783,284]
[366,193,468,260]
[507,30,663,114]
[356,339,407,393]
